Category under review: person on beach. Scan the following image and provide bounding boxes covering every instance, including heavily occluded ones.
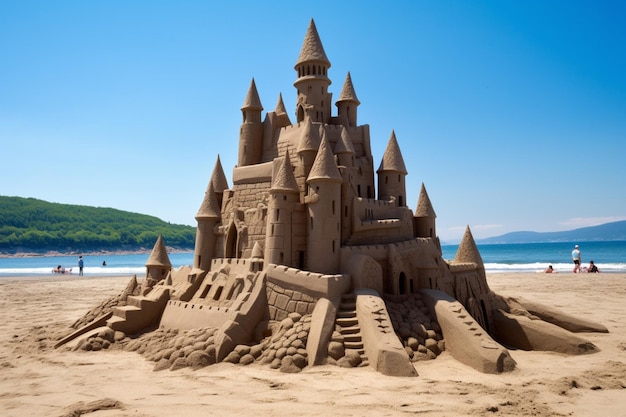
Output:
[545,265,557,273]
[572,245,581,273]
[587,260,600,273]
[78,256,84,276]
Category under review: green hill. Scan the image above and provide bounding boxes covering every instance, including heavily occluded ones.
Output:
[0,196,196,255]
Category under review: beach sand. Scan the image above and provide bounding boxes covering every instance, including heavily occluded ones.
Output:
[1,273,624,417]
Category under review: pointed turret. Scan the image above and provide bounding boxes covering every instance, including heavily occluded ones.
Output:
[377,130,408,206]
[295,19,330,67]
[297,116,321,180]
[414,183,437,238]
[196,182,221,220]
[275,92,288,115]
[194,182,221,270]
[265,150,301,267]
[241,78,263,112]
[336,72,360,127]
[334,126,355,167]
[271,150,299,193]
[209,155,228,209]
[146,234,172,281]
[454,226,484,266]
[251,241,264,259]
[294,19,332,123]
[238,78,264,166]
[307,135,342,183]
[306,136,342,274]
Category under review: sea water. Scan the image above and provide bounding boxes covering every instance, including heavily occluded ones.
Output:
[1,241,625,277]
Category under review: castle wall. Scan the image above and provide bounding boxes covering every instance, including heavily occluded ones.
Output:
[347,198,414,245]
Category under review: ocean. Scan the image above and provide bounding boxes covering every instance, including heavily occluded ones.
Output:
[1,241,625,277]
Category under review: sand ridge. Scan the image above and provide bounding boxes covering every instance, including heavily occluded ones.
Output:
[0,273,624,417]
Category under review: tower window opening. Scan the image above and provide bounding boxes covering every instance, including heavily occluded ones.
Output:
[332,240,335,253]
[357,184,361,197]
[345,205,348,217]
[283,195,287,200]
[332,200,335,215]
[385,175,388,184]
[398,174,401,182]
[275,209,279,221]
[213,286,224,300]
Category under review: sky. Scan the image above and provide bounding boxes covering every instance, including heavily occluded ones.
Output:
[1,1,625,243]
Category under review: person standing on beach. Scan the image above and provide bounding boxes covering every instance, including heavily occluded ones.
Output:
[572,245,581,273]
[78,256,84,276]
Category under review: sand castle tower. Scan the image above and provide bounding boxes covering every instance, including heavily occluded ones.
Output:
[377,130,408,207]
[336,72,360,128]
[194,181,221,271]
[414,183,437,238]
[305,136,342,274]
[238,78,264,167]
[145,234,171,280]
[294,19,332,123]
[265,150,301,267]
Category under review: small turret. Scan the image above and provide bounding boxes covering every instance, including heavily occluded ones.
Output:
[414,183,437,238]
[194,181,221,270]
[238,78,264,166]
[377,130,408,206]
[334,126,356,168]
[297,116,321,181]
[146,234,172,281]
[210,155,229,210]
[454,226,484,266]
[265,150,300,267]
[306,136,342,274]
[336,72,360,127]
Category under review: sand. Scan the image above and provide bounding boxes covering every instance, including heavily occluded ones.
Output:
[0,273,624,417]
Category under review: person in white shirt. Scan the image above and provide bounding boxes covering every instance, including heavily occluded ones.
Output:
[571,245,581,273]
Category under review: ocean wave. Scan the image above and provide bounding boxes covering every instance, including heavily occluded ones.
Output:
[484,262,626,273]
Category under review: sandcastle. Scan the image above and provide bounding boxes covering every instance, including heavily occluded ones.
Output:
[59,19,608,376]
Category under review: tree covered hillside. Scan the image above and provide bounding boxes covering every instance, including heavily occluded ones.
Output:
[0,196,196,254]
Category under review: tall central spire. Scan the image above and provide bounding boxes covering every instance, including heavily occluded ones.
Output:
[295,19,330,68]
[294,19,332,124]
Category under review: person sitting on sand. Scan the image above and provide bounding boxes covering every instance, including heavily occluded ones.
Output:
[587,260,600,273]
[545,265,557,273]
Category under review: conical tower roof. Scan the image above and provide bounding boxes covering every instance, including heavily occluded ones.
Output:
[336,72,360,105]
[334,126,355,155]
[251,241,263,259]
[307,136,342,183]
[377,130,407,175]
[271,150,299,193]
[274,93,287,115]
[454,226,484,265]
[241,78,263,111]
[415,183,436,217]
[210,155,228,194]
[295,19,330,67]
[196,181,221,219]
[146,234,172,267]
[297,116,321,153]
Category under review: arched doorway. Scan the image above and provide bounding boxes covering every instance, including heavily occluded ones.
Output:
[225,223,238,258]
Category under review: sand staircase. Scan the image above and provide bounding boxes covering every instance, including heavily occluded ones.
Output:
[336,293,369,367]
[106,287,170,335]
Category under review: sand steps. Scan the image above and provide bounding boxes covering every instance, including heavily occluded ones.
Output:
[336,293,369,367]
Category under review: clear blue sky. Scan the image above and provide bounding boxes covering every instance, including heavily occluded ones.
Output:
[1,1,625,243]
